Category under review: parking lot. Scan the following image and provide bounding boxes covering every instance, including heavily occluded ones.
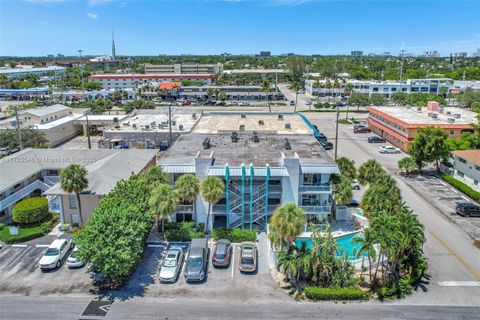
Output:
[110,235,286,301]
[0,237,92,296]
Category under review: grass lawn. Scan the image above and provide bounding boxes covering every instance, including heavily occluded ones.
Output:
[0,224,45,244]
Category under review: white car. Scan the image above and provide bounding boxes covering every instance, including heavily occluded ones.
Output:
[39,235,73,270]
[305,100,312,105]
[159,248,184,283]
[351,179,360,190]
[379,145,401,154]
[66,247,84,268]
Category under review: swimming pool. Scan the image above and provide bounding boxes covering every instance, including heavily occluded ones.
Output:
[295,232,366,260]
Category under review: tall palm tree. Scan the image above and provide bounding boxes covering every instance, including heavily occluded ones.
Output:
[270,203,305,250]
[332,175,353,205]
[60,164,89,225]
[175,174,200,223]
[148,183,179,235]
[352,227,377,283]
[335,157,357,181]
[357,159,386,185]
[261,79,272,113]
[200,176,225,234]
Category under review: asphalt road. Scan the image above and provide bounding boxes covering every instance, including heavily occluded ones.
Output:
[306,112,480,306]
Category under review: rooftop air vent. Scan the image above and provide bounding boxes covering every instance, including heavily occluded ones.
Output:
[278,114,284,120]
[417,107,422,112]
[406,105,411,109]
[252,131,259,143]
[446,111,452,115]
[241,114,246,118]
[231,131,238,143]
[145,125,150,130]
[202,138,211,149]
[283,138,291,150]
[192,113,197,119]
[447,118,455,123]
[132,123,137,129]
[179,124,184,131]
[454,113,461,119]
[431,113,438,119]
[113,117,119,123]
[439,107,444,113]
[285,123,291,129]
[259,120,264,125]
[239,124,245,131]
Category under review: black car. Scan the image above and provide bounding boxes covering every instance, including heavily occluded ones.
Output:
[455,203,480,217]
[367,135,386,143]
[354,125,371,133]
[314,132,327,142]
[212,239,232,267]
[320,140,333,150]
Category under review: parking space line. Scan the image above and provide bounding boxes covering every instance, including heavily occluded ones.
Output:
[450,188,458,193]
[439,181,447,186]
[11,244,28,248]
[461,196,470,201]
[8,246,32,268]
[35,244,49,248]
[231,245,235,278]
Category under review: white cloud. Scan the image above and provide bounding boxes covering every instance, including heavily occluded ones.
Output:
[88,0,114,6]
[87,12,99,20]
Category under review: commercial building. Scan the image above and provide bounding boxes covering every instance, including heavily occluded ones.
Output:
[305,78,453,98]
[367,104,478,152]
[450,150,480,192]
[89,74,217,90]
[351,51,363,57]
[144,63,223,74]
[0,88,49,100]
[159,113,339,232]
[0,66,66,78]
[260,51,271,57]
[0,148,157,225]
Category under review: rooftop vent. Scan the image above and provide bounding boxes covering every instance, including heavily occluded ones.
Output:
[252,131,259,143]
[406,105,411,109]
[278,114,284,120]
[202,138,211,149]
[241,114,246,118]
[239,124,245,131]
[446,111,452,115]
[417,107,422,112]
[447,118,455,123]
[179,124,184,131]
[192,113,197,119]
[231,131,238,143]
[258,120,264,125]
[145,125,150,130]
[285,123,291,129]
[454,113,461,119]
[283,138,291,150]
[439,107,444,113]
[431,113,438,119]
[132,123,137,129]
[113,117,119,123]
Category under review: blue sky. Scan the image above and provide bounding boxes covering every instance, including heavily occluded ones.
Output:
[1,0,479,57]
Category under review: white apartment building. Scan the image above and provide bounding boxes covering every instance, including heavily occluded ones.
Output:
[144,63,223,75]
[450,150,480,192]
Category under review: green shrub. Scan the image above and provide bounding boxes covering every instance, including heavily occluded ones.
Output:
[0,223,5,231]
[441,174,480,203]
[13,197,51,226]
[304,287,370,301]
[212,228,257,243]
[40,221,52,234]
[164,221,202,242]
[0,225,45,244]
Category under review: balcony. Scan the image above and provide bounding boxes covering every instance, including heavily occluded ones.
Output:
[298,185,331,193]
[301,205,332,214]
[0,180,51,211]
[177,205,194,213]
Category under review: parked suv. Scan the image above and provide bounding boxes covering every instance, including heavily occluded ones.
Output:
[184,238,208,282]
[367,135,386,143]
[455,203,480,217]
[39,235,73,270]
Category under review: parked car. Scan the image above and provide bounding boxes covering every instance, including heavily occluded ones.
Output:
[212,239,232,267]
[239,242,257,273]
[379,145,401,154]
[320,140,333,150]
[289,100,295,106]
[239,102,249,106]
[367,135,386,143]
[159,247,184,282]
[0,147,12,156]
[66,246,84,268]
[184,238,208,282]
[182,100,191,106]
[353,125,371,133]
[39,235,73,270]
[305,100,312,106]
[347,199,360,207]
[314,132,327,142]
[351,179,360,190]
[215,101,227,107]
[455,203,480,217]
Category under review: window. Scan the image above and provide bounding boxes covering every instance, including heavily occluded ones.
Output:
[474,180,479,186]
[475,165,480,171]
[372,87,379,92]
[68,195,77,209]
[457,171,465,178]
[450,130,455,135]
[458,157,467,164]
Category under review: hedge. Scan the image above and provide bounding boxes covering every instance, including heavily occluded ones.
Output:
[13,197,51,226]
[212,228,257,243]
[0,225,45,244]
[304,287,370,301]
[164,221,203,242]
[441,174,480,203]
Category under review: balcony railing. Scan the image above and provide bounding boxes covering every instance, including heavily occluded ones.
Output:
[298,185,331,193]
[301,205,332,213]
[177,205,194,213]
[0,180,51,211]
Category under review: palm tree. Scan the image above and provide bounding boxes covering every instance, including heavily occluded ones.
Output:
[361,176,402,218]
[270,203,305,250]
[332,175,352,205]
[357,159,386,185]
[261,79,272,113]
[60,164,89,226]
[148,183,179,235]
[335,157,357,181]
[142,166,169,188]
[398,157,417,175]
[352,227,377,283]
[200,176,225,234]
[276,245,297,284]
[175,174,200,223]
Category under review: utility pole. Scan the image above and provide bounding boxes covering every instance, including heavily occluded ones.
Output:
[78,49,91,149]
[399,50,405,81]
[334,106,340,161]
[168,103,173,147]
[14,106,23,150]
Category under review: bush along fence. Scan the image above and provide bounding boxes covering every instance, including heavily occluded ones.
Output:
[441,174,480,203]
[212,228,257,243]
[304,287,370,301]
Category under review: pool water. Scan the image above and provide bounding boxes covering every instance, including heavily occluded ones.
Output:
[295,232,366,260]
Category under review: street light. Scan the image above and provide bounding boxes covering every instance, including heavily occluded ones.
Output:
[78,49,91,149]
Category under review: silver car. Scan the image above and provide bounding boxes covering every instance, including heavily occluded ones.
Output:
[159,248,184,283]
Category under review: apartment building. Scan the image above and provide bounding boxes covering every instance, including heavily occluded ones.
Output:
[0,148,157,225]
[367,104,478,152]
[0,66,66,78]
[89,74,216,90]
[450,150,480,191]
[144,63,223,74]
[159,113,339,232]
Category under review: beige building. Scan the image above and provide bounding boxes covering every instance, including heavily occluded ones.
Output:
[144,63,223,75]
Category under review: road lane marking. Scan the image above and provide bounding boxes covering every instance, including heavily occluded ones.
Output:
[438,281,480,287]
[450,188,458,193]
[231,245,235,278]
[11,244,28,248]
[8,246,32,268]
[430,230,480,281]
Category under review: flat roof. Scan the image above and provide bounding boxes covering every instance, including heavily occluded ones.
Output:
[368,106,478,127]
[224,69,285,74]
[192,113,311,135]
[90,74,216,80]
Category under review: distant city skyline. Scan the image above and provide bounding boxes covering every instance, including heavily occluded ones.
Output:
[1,0,479,57]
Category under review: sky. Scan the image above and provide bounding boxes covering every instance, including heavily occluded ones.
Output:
[0,0,480,57]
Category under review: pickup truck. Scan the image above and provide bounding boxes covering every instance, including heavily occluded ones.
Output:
[184,238,208,282]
